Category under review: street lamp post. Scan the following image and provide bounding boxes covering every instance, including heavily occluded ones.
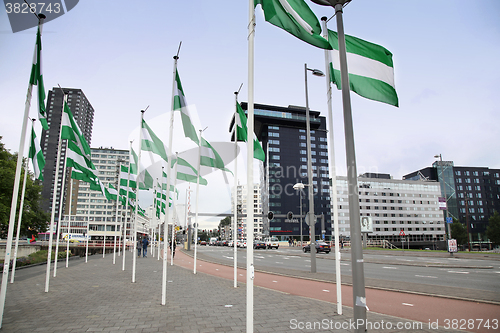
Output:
[304,64,324,273]
[434,154,452,255]
[309,1,366,330]
[293,183,305,246]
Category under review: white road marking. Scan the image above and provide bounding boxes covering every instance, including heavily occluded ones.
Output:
[273,280,278,283]
[415,275,438,279]
[447,271,469,274]
[276,262,283,264]
[402,303,414,307]
[383,267,397,269]
[323,289,330,293]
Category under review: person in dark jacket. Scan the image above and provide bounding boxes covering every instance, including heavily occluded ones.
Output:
[142,237,149,257]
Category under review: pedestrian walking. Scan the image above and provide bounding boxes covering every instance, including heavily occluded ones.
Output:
[142,237,149,257]
[169,240,176,258]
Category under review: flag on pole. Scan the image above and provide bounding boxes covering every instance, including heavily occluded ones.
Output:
[327,29,398,107]
[141,119,169,162]
[29,26,48,130]
[173,157,208,185]
[173,69,199,144]
[61,101,91,160]
[119,165,138,198]
[28,125,45,180]
[255,0,332,50]
[130,147,153,190]
[200,138,232,173]
[232,102,265,162]
[161,170,179,199]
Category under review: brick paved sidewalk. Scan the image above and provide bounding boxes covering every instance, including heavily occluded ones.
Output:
[1,252,464,332]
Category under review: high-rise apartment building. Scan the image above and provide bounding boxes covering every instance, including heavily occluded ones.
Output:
[241,103,331,240]
[231,183,263,239]
[40,88,94,225]
[60,147,148,242]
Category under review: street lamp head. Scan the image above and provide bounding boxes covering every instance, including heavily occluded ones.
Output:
[434,154,441,159]
[311,69,325,77]
[310,0,350,6]
[293,182,305,190]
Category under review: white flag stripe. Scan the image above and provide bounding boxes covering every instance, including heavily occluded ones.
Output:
[331,49,395,88]
[278,0,313,34]
[141,127,153,142]
[176,163,197,176]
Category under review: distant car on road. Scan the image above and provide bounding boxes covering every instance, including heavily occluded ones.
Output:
[264,236,279,249]
[200,241,207,246]
[237,239,247,248]
[253,240,266,249]
[303,242,331,253]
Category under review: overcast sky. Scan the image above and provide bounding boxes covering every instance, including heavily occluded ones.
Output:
[1,0,499,230]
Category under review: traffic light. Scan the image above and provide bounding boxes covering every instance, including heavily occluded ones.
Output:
[267,211,274,220]
[287,211,293,220]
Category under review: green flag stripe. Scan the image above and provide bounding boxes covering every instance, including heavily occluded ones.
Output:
[255,0,332,50]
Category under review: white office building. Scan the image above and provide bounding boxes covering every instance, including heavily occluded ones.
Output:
[334,173,445,246]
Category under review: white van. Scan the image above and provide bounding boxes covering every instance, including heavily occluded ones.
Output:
[264,236,279,249]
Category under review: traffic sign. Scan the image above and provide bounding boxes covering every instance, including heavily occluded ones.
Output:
[399,230,405,236]
[446,217,453,224]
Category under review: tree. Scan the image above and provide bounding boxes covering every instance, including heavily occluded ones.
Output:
[450,219,468,246]
[486,212,500,246]
[0,137,49,238]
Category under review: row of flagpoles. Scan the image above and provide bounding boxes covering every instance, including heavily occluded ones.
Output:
[0,1,399,331]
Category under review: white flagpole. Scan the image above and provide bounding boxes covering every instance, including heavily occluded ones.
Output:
[152,179,158,258]
[171,153,179,265]
[122,141,133,271]
[0,16,45,327]
[132,111,145,283]
[321,16,342,315]
[233,92,239,288]
[10,123,31,283]
[162,50,179,305]
[112,161,122,265]
[45,89,69,290]
[246,1,256,331]
[85,205,89,263]
[194,130,205,275]
[53,94,70,278]
[65,177,73,268]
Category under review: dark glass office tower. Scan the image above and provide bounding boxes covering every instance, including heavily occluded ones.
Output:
[241,103,331,241]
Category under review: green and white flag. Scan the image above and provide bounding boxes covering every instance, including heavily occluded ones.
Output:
[174,157,207,186]
[328,29,398,107]
[255,0,332,50]
[200,137,231,173]
[173,69,199,144]
[28,125,45,180]
[61,101,91,160]
[161,170,179,199]
[232,103,266,162]
[29,26,48,130]
[119,165,138,197]
[141,119,168,162]
[130,147,153,190]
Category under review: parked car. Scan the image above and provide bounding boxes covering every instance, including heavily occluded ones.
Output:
[222,240,229,246]
[228,240,234,247]
[237,239,247,248]
[199,241,207,246]
[264,236,279,249]
[302,241,331,253]
[253,240,266,249]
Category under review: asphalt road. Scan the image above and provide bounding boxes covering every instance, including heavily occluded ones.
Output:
[196,246,500,294]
